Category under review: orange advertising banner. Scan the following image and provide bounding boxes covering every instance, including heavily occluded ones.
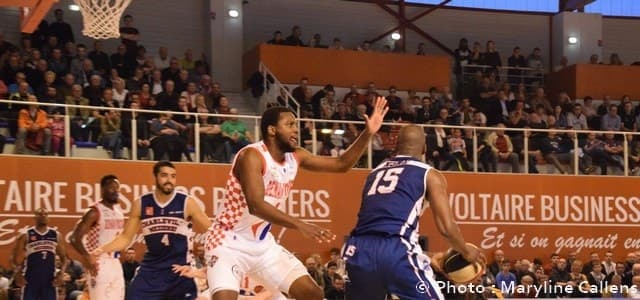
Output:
[0,156,638,265]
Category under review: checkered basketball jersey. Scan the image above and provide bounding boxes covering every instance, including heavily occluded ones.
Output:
[84,202,125,257]
[23,227,58,284]
[139,191,191,270]
[207,141,298,251]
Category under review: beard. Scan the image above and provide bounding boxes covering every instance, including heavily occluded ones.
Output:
[156,182,174,195]
[275,132,296,152]
[104,192,119,204]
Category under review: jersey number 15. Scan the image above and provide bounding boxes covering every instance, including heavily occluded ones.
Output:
[367,167,404,195]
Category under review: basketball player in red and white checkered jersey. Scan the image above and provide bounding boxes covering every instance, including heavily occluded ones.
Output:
[204,97,388,300]
[70,175,125,300]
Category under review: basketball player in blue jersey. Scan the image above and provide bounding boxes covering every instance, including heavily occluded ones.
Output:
[343,125,485,300]
[204,97,388,300]
[94,161,212,300]
[12,208,68,300]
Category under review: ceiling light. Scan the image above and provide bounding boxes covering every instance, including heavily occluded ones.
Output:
[228,9,239,18]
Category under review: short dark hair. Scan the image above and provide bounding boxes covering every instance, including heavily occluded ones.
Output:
[153,161,175,176]
[261,106,293,137]
[124,15,133,19]
[100,174,119,187]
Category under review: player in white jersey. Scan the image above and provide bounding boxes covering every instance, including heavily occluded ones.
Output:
[205,97,388,300]
[70,175,126,300]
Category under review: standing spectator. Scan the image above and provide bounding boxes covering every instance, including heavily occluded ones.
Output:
[507,46,527,85]
[284,25,305,46]
[15,95,51,155]
[484,40,502,76]
[527,47,544,85]
[119,15,140,56]
[49,9,74,44]
[453,38,471,93]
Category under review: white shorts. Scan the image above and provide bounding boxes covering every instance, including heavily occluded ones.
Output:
[206,240,307,296]
[88,257,125,300]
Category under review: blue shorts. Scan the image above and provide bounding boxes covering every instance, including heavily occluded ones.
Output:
[22,283,56,300]
[128,268,197,300]
[343,235,443,300]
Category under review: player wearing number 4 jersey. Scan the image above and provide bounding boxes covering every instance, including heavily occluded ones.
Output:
[95,161,212,300]
[204,97,388,300]
[12,208,68,300]
[70,175,125,300]
[343,125,485,300]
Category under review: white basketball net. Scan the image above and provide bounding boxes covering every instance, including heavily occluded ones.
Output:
[74,0,133,39]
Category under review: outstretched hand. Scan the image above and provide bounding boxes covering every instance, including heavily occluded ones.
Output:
[297,221,336,243]
[364,96,389,134]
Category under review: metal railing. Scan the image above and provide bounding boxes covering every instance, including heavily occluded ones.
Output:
[0,98,638,177]
[460,64,545,90]
[259,62,301,117]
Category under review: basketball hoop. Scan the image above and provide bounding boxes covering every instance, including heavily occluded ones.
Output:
[73,0,132,39]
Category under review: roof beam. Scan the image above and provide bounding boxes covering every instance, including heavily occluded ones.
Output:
[368,0,451,44]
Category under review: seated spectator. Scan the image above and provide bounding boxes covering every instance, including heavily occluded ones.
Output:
[324,276,345,300]
[610,53,623,65]
[65,84,91,142]
[15,95,51,155]
[100,109,123,159]
[48,108,68,156]
[485,123,520,173]
[150,112,188,161]
[198,114,228,163]
[120,101,150,159]
[551,105,568,129]
[443,128,470,171]
[512,275,536,298]
[221,108,252,156]
[327,38,344,50]
[603,132,625,173]
[267,30,284,45]
[567,260,590,298]
[586,262,607,297]
[495,261,516,296]
[620,100,636,132]
[308,33,326,48]
[305,256,324,288]
[601,104,621,131]
[602,274,627,298]
[0,79,7,99]
[284,25,305,46]
[356,41,372,52]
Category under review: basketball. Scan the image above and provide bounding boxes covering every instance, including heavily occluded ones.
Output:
[441,243,484,284]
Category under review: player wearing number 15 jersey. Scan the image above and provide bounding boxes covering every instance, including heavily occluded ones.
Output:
[343,125,484,300]
[95,161,212,300]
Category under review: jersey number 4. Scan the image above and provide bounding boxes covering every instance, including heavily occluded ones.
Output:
[161,234,170,246]
[367,167,404,195]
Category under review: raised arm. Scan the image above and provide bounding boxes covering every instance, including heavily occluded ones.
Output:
[70,207,99,275]
[296,96,388,172]
[236,148,333,243]
[427,169,483,264]
[97,198,141,254]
